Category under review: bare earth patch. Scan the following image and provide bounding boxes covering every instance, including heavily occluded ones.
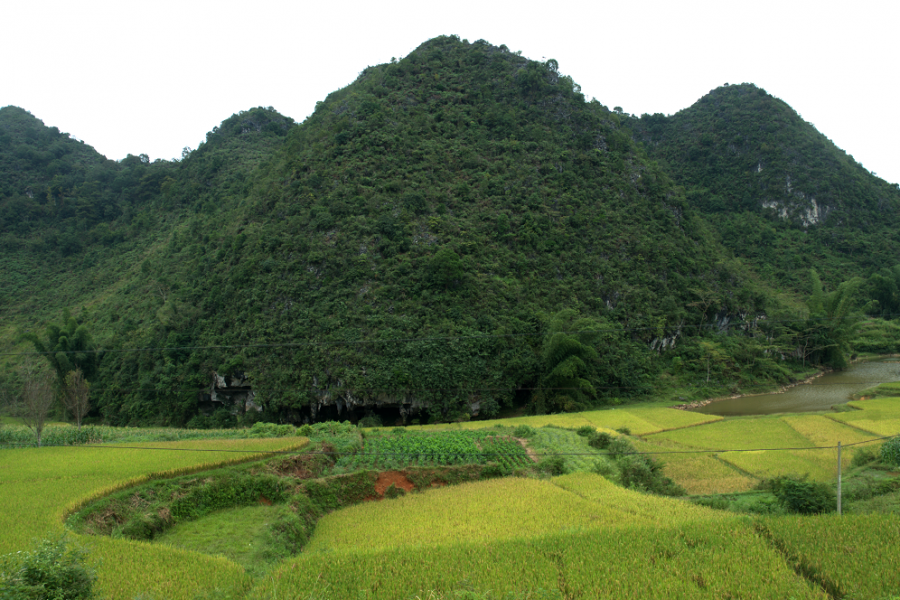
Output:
[373,471,415,497]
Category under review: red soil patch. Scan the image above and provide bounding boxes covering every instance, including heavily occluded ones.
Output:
[258,495,273,506]
[373,471,415,497]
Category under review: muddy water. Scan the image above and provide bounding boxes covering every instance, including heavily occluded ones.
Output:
[693,358,900,416]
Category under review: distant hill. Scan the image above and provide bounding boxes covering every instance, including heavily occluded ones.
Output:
[1,38,891,427]
[628,83,900,289]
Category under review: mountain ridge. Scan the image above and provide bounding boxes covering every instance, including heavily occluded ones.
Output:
[1,36,894,427]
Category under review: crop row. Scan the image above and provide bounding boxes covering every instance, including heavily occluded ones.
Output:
[336,430,531,470]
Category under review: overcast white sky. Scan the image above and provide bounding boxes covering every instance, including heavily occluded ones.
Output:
[3,0,898,184]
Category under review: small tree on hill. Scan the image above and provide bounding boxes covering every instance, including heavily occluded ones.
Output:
[63,368,90,429]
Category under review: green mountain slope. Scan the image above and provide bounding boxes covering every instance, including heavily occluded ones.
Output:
[5,38,881,427]
[86,37,774,425]
[628,83,900,289]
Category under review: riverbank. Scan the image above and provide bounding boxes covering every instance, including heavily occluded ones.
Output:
[672,368,830,411]
[674,355,900,414]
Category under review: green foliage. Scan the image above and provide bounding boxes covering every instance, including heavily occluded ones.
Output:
[606,436,636,458]
[21,309,100,386]
[616,454,685,496]
[851,447,878,468]
[0,536,96,599]
[531,310,653,414]
[587,431,612,449]
[791,270,867,369]
[512,425,535,438]
[880,437,900,466]
[5,38,889,428]
[630,83,900,291]
[770,476,835,514]
[336,429,530,471]
[383,483,405,499]
[537,455,569,476]
[247,421,296,438]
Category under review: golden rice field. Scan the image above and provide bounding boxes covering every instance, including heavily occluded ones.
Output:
[254,496,826,600]
[828,397,900,436]
[630,437,756,494]
[763,513,900,598]
[3,389,900,599]
[307,474,722,554]
[252,525,831,600]
[0,437,307,599]
[408,402,722,435]
[551,472,725,524]
[255,472,900,600]
[641,408,893,489]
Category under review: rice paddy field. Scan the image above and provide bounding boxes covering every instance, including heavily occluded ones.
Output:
[251,474,825,600]
[0,437,308,599]
[2,388,900,599]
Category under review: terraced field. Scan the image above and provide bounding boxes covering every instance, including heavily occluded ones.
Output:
[3,390,899,599]
[0,437,308,600]
[253,474,834,599]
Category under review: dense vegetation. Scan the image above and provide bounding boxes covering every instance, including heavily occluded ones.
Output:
[2,36,897,427]
[628,83,900,291]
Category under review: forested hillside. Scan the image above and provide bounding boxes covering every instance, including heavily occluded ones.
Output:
[2,37,893,427]
[628,83,900,290]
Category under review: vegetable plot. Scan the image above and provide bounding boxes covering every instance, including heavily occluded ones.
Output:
[337,430,532,470]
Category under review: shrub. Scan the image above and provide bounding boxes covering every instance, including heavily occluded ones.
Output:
[851,447,878,468]
[513,425,535,438]
[480,463,512,479]
[606,437,636,458]
[0,536,96,599]
[384,483,406,499]
[590,457,617,479]
[210,408,237,429]
[615,427,631,435]
[880,437,900,466]
[617,454,686,497]
[185,414,212,429]
[359,415,382,428]
[538,455,569,476]
[587,431,613,450]
[693,495,730,510]
[575,426,594,437]
[771,476,835,514]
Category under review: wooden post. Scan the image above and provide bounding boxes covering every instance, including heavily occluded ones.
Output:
[837,441,842,516]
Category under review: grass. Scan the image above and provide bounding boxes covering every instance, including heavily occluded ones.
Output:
[155,504,284,577]
[528,426,605,472]
[631,437,756,495]
[648,415,811,451]
[0,437,307,600]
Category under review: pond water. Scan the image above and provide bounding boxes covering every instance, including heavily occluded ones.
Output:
[693,357,900,416]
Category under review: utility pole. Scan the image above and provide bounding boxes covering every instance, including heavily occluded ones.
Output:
[837,441,842,516]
